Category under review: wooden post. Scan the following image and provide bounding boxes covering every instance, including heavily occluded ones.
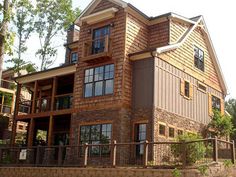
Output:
[31,81,38,114]
[58,145,63,166]
[84,143,88,167]
[111,140,117,167]
[213,137,218,163]
[231,140,235,164]
[47,115,54,146]
[143,140,149,168]
[1,94,4,113]
[35,146,40,166]
[0,148,2,163]
[10,84,21,146]
[10,94,15,114]
[51,77,57,111]
[27,118,35,147]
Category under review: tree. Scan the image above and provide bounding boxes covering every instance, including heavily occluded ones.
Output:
[6,0,35,76]
[34,0,81,71]
[0,0,14,80]
[225,99,236,140]
[207,109,234,138]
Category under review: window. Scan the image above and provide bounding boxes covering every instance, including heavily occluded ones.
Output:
[92,26,110,54]
[194,46,204,71]
[84,64,114,98]
[169,127,175,138]
[18,125,24,130]
[159,124,166,136]
[198,82,207,92]
[70,52,78,63]
[135,124,146,156]
[184,81,190,98]
[212,95,221,111]
[80,124,112,155]
[177,129,183,136]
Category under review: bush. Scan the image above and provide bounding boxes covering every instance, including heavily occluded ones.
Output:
[172,168,182,177]
[171,134,206,165]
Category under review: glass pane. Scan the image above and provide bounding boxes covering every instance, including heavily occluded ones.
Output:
[95,81,103,96]
[90,125,100,141]
[105,80,113,94]
[94,66,104,81]
[85,83,93,97]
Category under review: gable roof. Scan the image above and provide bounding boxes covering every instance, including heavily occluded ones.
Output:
[76,0,227,95]
[155,16,227,95]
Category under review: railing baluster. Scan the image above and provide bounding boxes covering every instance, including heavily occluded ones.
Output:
[111,140,117,167]
[0,148,2,163]
[213,137,218,163]
[58,145,63,166]
[35,146,40,166]
[143,140,148,168]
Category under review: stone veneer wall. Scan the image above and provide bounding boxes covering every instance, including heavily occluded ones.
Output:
[0,167,202,177]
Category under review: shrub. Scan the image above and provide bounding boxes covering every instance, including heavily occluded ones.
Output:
[172,168,182,177]
[197,165,209,176]
[171,134,206,165]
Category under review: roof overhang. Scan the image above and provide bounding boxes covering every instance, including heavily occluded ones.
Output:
[79,7,118,25]
[15,64,76,84]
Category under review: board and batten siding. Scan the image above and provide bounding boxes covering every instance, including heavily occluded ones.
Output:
[154,57,222,125]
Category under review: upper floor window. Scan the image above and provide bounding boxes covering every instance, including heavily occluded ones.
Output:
[84,64,114,98]
[70,52,78,63]
[92,26,110,54]
[135,124,146,156]
[194,46,204,71]
[184,81,190,98]
[212,95,221,111]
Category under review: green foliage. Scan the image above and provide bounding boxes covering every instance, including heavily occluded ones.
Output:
[0,91,13,106]
[34,0,81,70]
[223,160,233,168]
[225,99,236,140]
[6,0,36,76]
[208,110,235,137]
[147,161,155,166]
[171,134,206,165]
[197,165,209,176]
[172,168,182,177]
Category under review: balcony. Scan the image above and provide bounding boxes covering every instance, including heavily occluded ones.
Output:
[18,94,73,115]
[82,35,112,62]
[0,79,16,91]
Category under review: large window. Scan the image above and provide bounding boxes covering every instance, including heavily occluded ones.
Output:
[212,95,221,111]
[80,124,112,155]
[70,52,78,63]
[135,124,146,156]
[194,46,204,71]
[84,64,114,98]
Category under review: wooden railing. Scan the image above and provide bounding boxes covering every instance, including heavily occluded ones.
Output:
[0,79,16,90]
[18,93,73,115]
[0,138,234,168]
[82,35,112,62]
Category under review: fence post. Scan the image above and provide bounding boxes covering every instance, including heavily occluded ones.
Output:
[35,146,40,166]
[143,140,149,168]
[213,137,218,163]
[83,143,88,167]
[111,140,117,167]
[182,141,187,167]
[58,145,63,166]
[231,140,235,164]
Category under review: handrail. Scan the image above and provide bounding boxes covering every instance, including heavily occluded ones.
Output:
[54,93,73,98]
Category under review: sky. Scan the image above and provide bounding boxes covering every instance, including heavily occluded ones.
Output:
[4,0,236,99]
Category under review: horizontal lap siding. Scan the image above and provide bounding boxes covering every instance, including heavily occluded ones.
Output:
[149,21,169,48]
[155,57,222,124]
[170,20,190,43]
[160,19,222,92]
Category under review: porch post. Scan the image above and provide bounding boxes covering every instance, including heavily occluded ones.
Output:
[10,83,22,146]
[0,94,4,113]
[31,81,38,114]
[27,118,35,147]
[47,115,54,146]
[51,77,57,111]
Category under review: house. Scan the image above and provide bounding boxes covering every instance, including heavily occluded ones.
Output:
[11,0,226,161]
[0,69,29,142]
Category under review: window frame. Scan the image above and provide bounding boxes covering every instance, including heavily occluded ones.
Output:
[135,123,147,156]
[197,81,207,93]
[84,64,114,98]
[158,123,166,137]
[184,80,190,98]
[194,46,204,72]
[212,95,221,111]
[70,52,78,64]
[168,126,175,138]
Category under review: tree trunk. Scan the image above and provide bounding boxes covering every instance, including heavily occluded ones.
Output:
[0,0,10,81]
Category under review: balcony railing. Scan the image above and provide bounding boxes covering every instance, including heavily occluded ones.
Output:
[0,104,11,114]
[0,79,16,90]
[18,94,73,115]
[82,35,112,62]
